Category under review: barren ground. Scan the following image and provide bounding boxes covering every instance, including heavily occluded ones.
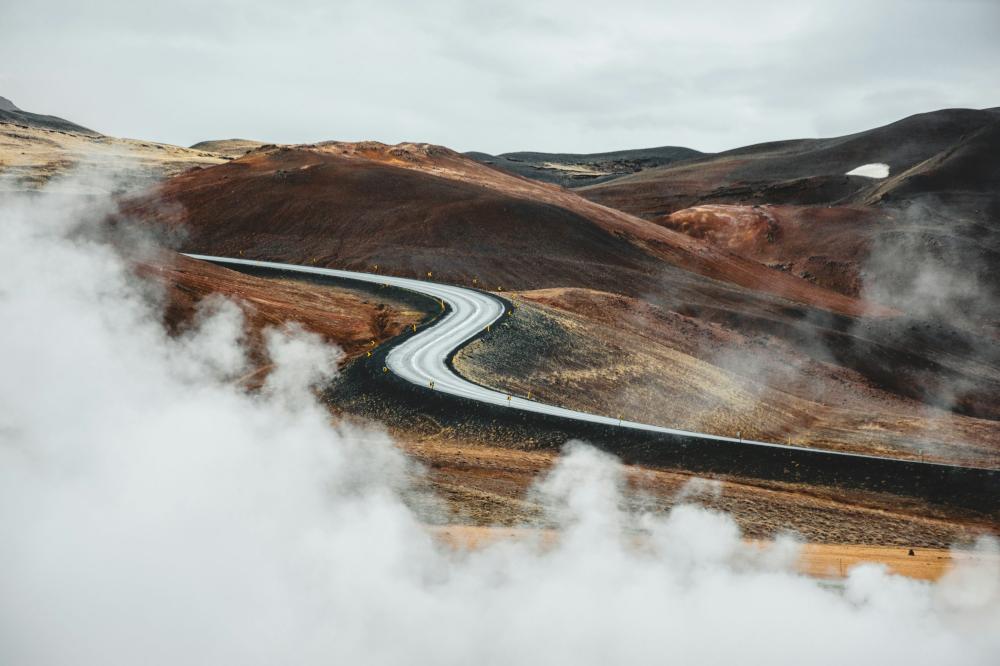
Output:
[431,523,994,581]
[143,253,424,366]
[397,434,995,549]
[454,291,1000,466]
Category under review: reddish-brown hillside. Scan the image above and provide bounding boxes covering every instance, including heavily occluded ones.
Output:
[130,142,877,318]
[658,204,879,297]
[139,252,422,364]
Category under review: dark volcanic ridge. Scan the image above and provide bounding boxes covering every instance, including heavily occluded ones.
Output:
[466,145,703,187]
[0,95,99,136]
[579,107,1000,217]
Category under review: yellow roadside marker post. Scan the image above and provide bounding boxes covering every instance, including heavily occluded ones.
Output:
[427,271,433,278]
[366,351,372,358]
[383,366,388,373]
[412,324,417,332]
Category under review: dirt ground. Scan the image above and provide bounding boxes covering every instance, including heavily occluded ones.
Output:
[397,433,996,548]
[454,290,1000,467]
[431,523,993,581]
[144,253,425,366]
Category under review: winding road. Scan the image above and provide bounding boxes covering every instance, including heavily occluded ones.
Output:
[187,253,940,464]
[179,254,1000,511]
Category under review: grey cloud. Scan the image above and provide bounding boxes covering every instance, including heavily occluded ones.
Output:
[0,0,997,153]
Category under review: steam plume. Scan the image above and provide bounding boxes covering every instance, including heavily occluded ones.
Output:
[0,173,997,665]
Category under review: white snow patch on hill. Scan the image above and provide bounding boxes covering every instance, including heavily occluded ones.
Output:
[846,163,890,178]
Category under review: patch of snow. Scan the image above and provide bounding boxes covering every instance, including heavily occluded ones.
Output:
[845,162,890,178]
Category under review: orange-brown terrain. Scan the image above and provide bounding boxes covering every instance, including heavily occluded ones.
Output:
[657,204,876,297]
[139,252,423,366]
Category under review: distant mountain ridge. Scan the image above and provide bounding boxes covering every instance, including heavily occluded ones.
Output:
[578,107,1000,216]
[0,95,99,136]
[465,145,702,187]
[189,138,268,158]
[465,107,1000,200]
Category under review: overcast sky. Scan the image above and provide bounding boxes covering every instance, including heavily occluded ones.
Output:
[2,0,998,154]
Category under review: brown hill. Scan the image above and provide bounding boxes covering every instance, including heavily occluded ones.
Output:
[454,287,1000,466]
[130,141,875,318]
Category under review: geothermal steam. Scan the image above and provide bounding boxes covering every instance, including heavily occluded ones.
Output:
[0,174,998,665]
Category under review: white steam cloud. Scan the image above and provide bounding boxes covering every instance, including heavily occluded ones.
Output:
[0,174,998,665]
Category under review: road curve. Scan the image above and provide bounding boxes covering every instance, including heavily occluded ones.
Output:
[186,254,975,469]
